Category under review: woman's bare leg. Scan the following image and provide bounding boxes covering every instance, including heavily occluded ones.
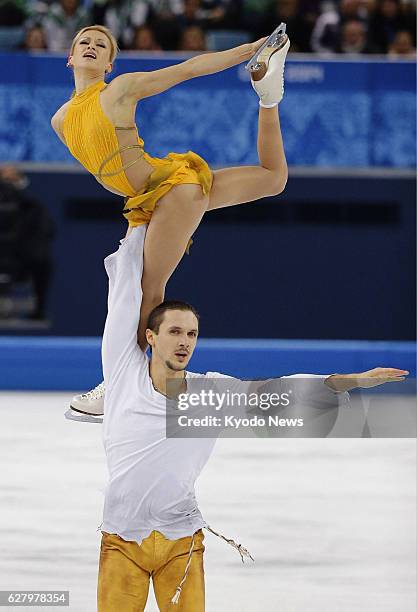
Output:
[208,105,288,211]
[137,183,208,349]
[136,107,286,346]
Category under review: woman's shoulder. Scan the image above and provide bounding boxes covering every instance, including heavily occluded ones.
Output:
[101,74,137,106]
[100,77,139,125]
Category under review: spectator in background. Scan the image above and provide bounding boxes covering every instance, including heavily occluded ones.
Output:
[178,23,206,50]
[368,0,410,52]
[336,18,375,52]
[260,0,318,52]
[388,28,416,57]
[147,0,183,50]
[177,0,236,31]
[187,0,236,29]
[311,0,369,53]
[149,0,184,18]
[23,23,47,49]
[92,0,149,49]
[0,165,54,321]
[178,0,204,28]
[38,0,90,51]
[130,23,162,50]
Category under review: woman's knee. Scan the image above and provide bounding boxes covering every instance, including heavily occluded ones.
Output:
[141,283,165,308]
[264,168,288,197]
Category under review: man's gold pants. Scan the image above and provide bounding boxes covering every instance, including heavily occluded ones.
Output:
[97,529,205,611]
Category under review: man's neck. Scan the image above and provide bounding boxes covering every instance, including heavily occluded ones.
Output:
[149,359,186,397]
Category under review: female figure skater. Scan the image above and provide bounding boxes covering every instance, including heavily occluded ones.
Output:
[52,23,290,345]
[54,24,291,418]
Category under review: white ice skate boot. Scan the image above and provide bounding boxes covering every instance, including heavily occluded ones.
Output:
[246,23,290,107]
[64,381,105,423]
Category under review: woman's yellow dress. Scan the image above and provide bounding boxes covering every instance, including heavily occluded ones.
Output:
[62,81,213,227]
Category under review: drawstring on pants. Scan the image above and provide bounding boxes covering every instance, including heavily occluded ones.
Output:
[170,524,254,605]
[204,524,254,563]
[170,532,196,605]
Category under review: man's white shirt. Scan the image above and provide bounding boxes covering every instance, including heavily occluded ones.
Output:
[101,227,347,544]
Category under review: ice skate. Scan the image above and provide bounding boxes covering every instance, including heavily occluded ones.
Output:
[65,381,104,423]
[246,23,290,107]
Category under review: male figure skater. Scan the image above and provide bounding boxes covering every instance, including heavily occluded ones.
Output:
[64,26,408,609]
[86,223,407,612]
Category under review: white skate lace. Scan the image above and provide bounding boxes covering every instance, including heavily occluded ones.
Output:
[81,382,105,400]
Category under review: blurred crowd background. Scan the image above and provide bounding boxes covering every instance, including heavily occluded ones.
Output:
[0,0,414,336]
[0,0,415,56]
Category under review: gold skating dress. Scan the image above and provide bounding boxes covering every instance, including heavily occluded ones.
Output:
[62,81,213,227]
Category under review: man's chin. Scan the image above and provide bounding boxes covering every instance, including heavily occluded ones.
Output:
[165,360,188,372]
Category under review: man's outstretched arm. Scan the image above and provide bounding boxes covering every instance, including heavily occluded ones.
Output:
[248,368,409,438]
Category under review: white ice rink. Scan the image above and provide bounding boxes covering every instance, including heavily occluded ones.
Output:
[0,392,415,612]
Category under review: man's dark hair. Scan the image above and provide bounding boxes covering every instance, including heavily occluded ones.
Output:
[147,300,200,333]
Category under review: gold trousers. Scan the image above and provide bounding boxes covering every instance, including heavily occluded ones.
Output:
[97,529,205,612]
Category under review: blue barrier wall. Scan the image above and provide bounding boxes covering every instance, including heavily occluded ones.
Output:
[0,53,415,167]
[0,337,415,390]
[10,169,414,341]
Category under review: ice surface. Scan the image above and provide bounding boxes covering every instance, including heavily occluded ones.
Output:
[0,392,415,612]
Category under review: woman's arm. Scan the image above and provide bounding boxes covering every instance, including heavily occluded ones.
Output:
[117,38,266,102]
[187,37,266,78]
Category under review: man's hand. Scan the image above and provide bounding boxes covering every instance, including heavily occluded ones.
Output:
[325,368,409,392]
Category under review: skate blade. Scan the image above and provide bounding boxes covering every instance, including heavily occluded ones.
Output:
[65,408,103,424]
[70,403,104,417]
[245,23,287,76]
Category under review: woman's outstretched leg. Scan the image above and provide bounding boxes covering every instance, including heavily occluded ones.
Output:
[208,28,290,211]
[136,98,286,347]
[137,183,208,349]
[257,105,287,175]
[208,105,288,211]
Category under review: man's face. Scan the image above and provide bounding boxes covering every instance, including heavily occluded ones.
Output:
[147,310,199,371]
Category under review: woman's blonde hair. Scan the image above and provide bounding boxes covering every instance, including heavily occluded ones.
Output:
[70,25,119,65]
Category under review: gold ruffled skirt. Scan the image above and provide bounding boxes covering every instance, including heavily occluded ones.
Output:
[122,150,213,227]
